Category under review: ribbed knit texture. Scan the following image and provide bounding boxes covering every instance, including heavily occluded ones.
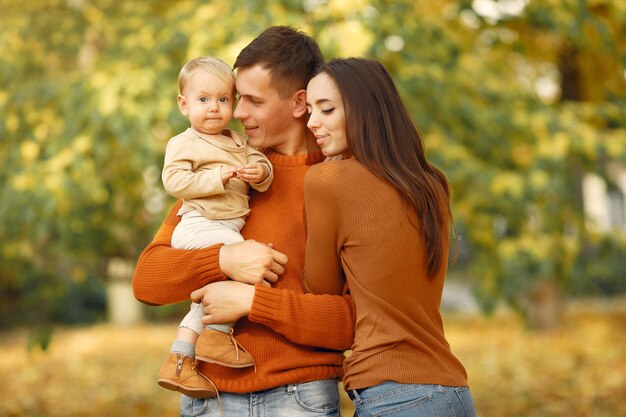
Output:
[303,158,469,391]
[133,149,357,393]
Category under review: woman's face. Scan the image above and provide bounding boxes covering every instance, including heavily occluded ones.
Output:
[306,73,348,157]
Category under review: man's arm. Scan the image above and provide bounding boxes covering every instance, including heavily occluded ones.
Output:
[132,199,228,306]
[133,200,287,306]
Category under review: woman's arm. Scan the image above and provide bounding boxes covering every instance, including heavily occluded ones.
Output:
[192,280,355,351]
[302,167,346,295]
[191,167,356,350]
[250,284,355,350]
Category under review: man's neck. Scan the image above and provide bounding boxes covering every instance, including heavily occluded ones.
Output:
[271,126,320,156]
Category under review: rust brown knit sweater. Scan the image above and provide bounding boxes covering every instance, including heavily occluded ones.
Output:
[303,158,468,390]
[133,150,356,393]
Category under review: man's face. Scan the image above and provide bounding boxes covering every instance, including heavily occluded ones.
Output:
[234,65,296,150]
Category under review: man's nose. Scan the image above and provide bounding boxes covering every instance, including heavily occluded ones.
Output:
[233,102,246,120]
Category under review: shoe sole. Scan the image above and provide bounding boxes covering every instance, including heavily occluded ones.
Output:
[195,355,255,368]
[158,378,216,399]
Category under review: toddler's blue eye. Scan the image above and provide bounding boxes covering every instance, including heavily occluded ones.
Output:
[199,97,208,103]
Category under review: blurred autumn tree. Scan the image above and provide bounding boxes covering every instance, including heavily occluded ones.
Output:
[1,0,625,329]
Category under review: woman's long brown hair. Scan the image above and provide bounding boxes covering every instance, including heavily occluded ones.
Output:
[319,58,453,279]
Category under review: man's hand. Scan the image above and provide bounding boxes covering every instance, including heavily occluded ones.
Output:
[219,240,287,285]
[190,281,256,324]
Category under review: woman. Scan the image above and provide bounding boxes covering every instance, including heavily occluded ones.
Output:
[303,58,476,417]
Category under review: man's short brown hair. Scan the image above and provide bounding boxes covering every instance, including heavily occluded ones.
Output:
[234,26,324,98]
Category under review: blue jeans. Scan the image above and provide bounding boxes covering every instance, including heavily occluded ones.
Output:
[180,378,341,417]
[348,382,476,417]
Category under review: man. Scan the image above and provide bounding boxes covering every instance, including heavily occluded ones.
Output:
[133,26,355,416]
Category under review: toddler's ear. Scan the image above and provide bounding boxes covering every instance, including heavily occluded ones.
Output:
[177,94,188,116]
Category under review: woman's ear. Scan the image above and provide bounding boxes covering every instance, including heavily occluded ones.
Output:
[293,89,308,118]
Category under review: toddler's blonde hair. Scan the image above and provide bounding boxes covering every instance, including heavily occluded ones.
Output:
[178,57,235,95]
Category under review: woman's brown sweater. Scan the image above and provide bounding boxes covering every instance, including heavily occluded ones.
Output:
[303,158,468,390]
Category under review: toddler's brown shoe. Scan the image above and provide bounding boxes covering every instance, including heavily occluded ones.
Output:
[157,352,218,398]
[196,328,255,368]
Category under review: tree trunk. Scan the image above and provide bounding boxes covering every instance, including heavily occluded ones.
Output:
[526,279,562,330]
[106,257,143,325]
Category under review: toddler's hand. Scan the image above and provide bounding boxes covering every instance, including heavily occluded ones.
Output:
[236,163,269,184]
[221,166,238,185]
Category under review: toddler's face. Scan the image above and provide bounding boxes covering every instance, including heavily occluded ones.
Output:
[178,70,234,135]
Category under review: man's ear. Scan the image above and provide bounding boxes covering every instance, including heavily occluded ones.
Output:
[292,89,308,118]
[177,94,188,116]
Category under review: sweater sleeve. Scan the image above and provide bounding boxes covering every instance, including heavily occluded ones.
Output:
[302,167,345,295]
[249,284,355,351]
[247,166,355,351]
[162,137,227,199]
[132,199,228,306]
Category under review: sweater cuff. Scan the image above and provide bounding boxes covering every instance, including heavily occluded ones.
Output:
[248,285,282,326]
[195,243,228,282]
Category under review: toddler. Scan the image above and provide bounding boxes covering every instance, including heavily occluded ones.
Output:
[157,57,272,398]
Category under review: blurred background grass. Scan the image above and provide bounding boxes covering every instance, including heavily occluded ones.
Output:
[2,303,625,417]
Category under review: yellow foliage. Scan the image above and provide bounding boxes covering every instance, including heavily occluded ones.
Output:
[605,130,626,158]
[329,0,370,17]
[137,27,157,51]
[84,4,104,25]
[72,135,92,154]
[221,38,251,67]
[511,144,534,168]
[46,148,74,173]
[335,20,373,57]
[2,240,34,260]
[71,266,87,284]
[6,113,19,133]
[44,175,62,194]
[91,187,110,204]
[579,123,600,158]
[499,234,553,263]
[538,131,569,160]
[20,141,40,162]
[11,173,36,192]
[529,169,549,191]
[99,84,119,116]
[33,123,49,141]
[490,172,524,198]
